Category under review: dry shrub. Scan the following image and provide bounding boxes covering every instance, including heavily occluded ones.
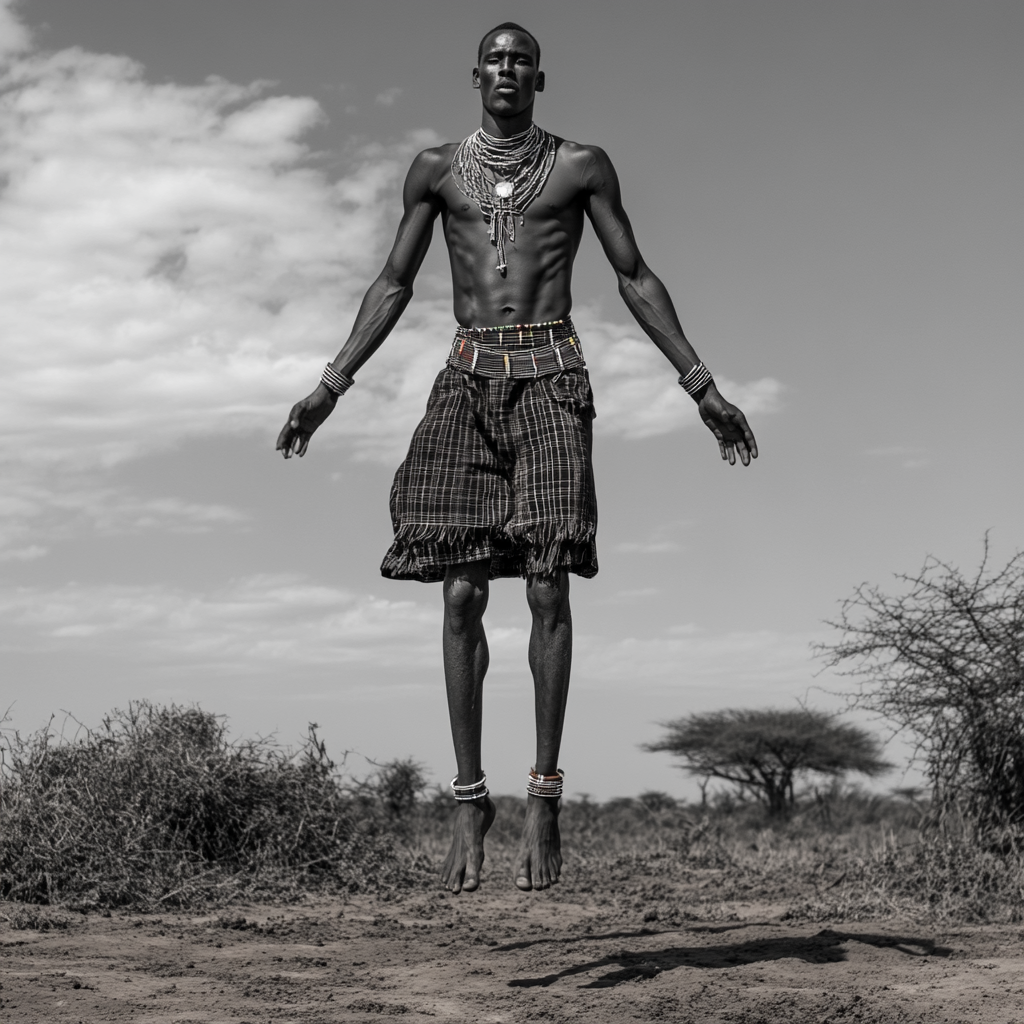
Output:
[0,703,409,909]
[819,544,1024,840]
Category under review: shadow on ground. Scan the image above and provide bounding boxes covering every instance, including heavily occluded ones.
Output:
[502,928,952,989]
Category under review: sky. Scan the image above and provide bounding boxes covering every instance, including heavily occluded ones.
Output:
[1,0,1021,800]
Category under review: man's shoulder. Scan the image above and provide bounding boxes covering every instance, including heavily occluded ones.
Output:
[409,142,460,173]
[552,137,606,159]
[551,137,615,188]
[406,143,460,191]
[413,141,461,163]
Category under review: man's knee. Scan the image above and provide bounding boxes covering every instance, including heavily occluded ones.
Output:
[443,561,490,625]
[526,570,570,622]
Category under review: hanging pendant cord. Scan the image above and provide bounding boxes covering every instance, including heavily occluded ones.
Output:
[451,124,556,273]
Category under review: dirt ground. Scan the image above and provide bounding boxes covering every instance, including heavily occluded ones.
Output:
[4,866,1024,1024]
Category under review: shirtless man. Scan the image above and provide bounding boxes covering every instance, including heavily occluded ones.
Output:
[277,23,757,894]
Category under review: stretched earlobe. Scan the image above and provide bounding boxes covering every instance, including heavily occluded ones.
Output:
[536,71,546,92]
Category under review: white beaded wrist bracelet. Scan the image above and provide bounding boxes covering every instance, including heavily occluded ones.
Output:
[321,363,354,397]
[678,361,713,398]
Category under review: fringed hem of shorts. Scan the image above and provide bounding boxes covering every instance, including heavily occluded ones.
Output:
[380,523,598,583]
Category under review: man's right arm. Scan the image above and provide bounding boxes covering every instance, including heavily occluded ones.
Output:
[276,149,444,458]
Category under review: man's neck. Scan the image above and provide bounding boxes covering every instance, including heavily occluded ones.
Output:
[480,105,535,139]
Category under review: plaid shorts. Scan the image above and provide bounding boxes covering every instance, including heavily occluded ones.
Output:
[380,330,598,583]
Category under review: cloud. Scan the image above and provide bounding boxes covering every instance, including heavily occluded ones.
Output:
[574,623,825,694]
[612,519,690,555]
[374,87,402,106]
[0,37,439,471]
[0,0,28,58]
[0,480,247,561]
[0,576,826,705]
[0,4,781,558]
[576,313,782,441]
[0,576,439,671]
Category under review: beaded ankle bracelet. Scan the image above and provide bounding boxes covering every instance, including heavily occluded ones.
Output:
[450,773,489,802]
[527,767,564,799]
[321,364,354,397]
[678,361,713,399]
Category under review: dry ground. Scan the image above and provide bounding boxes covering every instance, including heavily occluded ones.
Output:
[3,868,1024,1024]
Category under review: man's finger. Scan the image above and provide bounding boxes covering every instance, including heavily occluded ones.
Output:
[737,418,758,459]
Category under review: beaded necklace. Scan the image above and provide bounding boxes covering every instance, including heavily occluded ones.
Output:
[451,124,557,274]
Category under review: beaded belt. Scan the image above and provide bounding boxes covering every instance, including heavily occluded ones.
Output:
[447,319,585,379]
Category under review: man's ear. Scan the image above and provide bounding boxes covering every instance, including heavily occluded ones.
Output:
[472,67,481,90]
[536,70,545,92]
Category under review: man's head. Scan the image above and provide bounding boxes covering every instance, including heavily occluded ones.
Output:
[473,23,544,120]
[477,22,540,66]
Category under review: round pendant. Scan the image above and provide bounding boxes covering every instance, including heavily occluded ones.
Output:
[494,181,514,199]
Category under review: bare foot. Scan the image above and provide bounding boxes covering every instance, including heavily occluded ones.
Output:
[515,795,562,891]
[440,796,496,894]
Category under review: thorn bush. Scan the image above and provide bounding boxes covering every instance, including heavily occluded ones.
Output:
[0,703,408,909]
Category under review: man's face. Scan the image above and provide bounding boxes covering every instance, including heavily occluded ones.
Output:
[473,31,544,117]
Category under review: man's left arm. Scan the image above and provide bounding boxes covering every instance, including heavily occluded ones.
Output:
[581,146,757,466]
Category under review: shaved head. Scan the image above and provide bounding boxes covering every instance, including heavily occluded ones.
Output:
[477,22,541,65]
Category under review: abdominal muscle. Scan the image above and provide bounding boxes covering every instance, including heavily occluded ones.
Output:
[439,162,585,329]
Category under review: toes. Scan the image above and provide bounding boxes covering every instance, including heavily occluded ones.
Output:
[514,861,533,891]
[442,863,464,894]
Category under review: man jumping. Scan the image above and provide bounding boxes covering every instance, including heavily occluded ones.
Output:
[277,22,757,894]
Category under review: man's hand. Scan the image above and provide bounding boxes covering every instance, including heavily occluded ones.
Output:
[276,384,337,459]
[697,384,758,466]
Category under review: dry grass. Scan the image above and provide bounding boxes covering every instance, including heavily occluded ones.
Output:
[407,787,1024,923]
[2,705,1022,922]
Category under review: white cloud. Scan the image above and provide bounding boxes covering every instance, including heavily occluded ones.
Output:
[612,518,690,555]
[576,313,782,441]
[0,0,28,58]
[374,86,402,106]
[0,4,781,558]
[574,623,825,694]
[0,39,436,471]
[0,576,439,670]
[0,576,826,705]
[0,479,247,560]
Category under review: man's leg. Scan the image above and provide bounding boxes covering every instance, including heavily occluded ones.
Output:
[516,569,572,891]
[440,559,496,893]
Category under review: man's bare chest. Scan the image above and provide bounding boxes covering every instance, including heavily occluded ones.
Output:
[437,159,586,234]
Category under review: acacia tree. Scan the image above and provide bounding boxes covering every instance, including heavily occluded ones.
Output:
[643,708,890,816]
[817,545,1024,835]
